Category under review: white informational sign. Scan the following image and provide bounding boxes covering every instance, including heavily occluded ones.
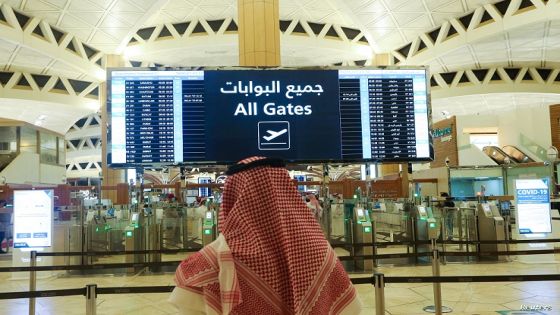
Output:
[13,190,53,248]
[515,179,552,234]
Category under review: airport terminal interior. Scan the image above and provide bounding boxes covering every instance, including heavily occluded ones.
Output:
[1,0,560,314]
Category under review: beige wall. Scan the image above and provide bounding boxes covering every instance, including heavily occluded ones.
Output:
[412,166,449,195]
[0,153,65,185]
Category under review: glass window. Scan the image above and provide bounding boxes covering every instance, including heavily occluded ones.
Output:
[58,137,66,165]
[0,127,17,154]
[19,127,37,153]
[470,134,498,150]
[40,132,57,164]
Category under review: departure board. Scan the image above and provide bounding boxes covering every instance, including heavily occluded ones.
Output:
[123,79,175,163]
[108,68,432,166]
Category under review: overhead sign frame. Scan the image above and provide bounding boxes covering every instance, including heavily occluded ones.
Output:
[107,66,434,166]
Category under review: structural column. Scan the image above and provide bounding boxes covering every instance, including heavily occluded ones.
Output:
[101,55,126,202]
[372,53,393,67]
[238,0,281,67]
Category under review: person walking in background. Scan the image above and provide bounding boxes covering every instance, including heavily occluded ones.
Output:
[305,193,323,221]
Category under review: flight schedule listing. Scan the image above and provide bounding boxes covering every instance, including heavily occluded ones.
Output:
[124,80,175,164]
[368,78,416,159]
[109,69,432,165]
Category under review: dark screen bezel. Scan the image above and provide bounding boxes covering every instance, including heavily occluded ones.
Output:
[106,66,434,167]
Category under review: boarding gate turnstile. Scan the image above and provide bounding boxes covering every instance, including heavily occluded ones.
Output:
[353,206,373,271]
[202,210,217,246]
[125,213,145,273]
[144,211,162,269]
[412,205,437,263]
[477,203,506,261]
[182,206,207,248]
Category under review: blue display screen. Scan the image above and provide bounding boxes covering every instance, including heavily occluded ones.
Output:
[198,177,211,197]
[108,68,432,166]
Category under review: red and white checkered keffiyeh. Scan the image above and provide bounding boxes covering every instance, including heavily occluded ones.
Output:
[171,157,361,314]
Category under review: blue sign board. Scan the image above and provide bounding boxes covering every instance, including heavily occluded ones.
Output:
[108,68,433,166]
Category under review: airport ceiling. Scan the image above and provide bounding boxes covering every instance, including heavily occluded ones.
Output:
[0,0,559,133]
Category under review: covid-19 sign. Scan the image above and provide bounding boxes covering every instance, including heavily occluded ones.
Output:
[515,179,551,234]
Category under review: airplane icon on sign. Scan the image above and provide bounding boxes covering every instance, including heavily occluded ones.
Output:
[258,121,290,150]
[263,129,288,141]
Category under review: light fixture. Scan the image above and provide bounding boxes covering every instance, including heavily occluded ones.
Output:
[123,46,142,59]
[546,146,558,161]
[95,69,107,81]
[35,115,47,126]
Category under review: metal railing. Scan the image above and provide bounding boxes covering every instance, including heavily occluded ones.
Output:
[1,238,559,315]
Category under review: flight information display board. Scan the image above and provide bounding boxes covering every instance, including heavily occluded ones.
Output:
[108,68,432,166]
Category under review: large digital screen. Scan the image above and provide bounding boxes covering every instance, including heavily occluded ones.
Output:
[108,67,433,166]
[13,190,53,248]
[515,179,552,234]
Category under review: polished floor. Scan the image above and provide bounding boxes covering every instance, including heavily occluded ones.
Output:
[1,254,559,315]
[2,211,559,315]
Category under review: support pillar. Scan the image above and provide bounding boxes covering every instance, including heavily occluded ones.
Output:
[372,53,393,67]
[238,0,280,67]
[101,55,126,202]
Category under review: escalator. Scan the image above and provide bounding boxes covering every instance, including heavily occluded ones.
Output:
[0,153,17,172]
[482,146,517,165]
[482,145,536,165]
[502,145,535,163]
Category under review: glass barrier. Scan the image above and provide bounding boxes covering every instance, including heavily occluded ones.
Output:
[58,137,65,166]
[39,132,57,164]
[504,164,553,196]
[450,167,505,198]
[519,133,548,161]
[0,126,17,154]
[19,126,37,154]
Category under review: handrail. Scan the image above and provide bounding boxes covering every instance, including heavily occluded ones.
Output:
[0,261,182,273]
[35,248,201,257]
[0,273,557,298]
[2,247,559,274]
[1,273,559,314]
[5,237,560,315]
[0,288,86,300]
[383,274,560,283]
[23,237,560,258]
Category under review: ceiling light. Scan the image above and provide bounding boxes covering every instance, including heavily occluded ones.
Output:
[34,115,47,126]
[123,46,142,59]
[204,50,228,55]
[95,69,107,81]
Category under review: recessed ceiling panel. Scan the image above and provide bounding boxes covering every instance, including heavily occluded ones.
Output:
[58,14,91,31]
[43,0,68,9]
[433,93,560,120]
[433,1,464,13]
[24,0,60,12]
